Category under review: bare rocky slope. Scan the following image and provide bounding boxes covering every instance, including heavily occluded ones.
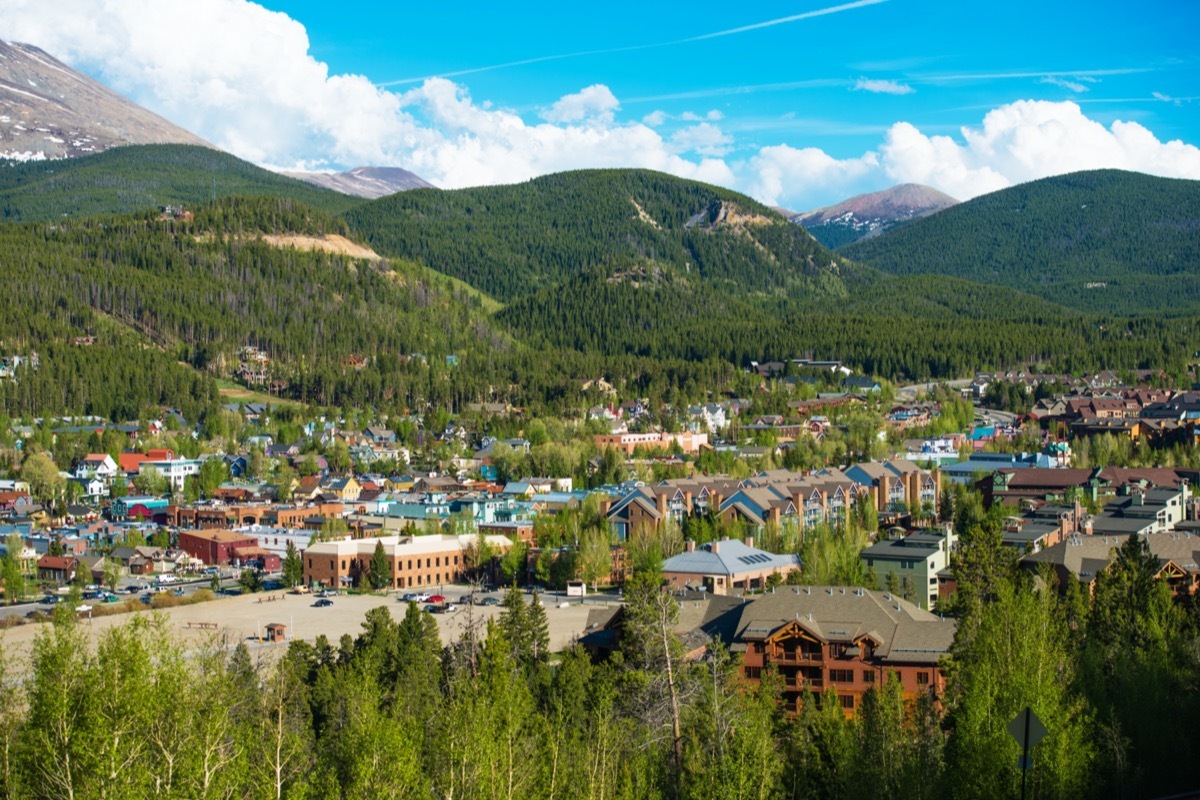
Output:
[0,39,211,161]
[281,166,434,198]
[791,183,959,249]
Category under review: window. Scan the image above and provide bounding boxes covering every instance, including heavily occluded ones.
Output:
[307,558,312,569]
[862,671,875,684]
[341,560,346,570]
[839,695,855,710]
[744,667,762,680]
[329,560,334,570]
[435,557,440,567]
[407,560,412,570]
[917,672,930,686]
[426,558,431,568]
[829,669,853,683]
[454,555,459,565]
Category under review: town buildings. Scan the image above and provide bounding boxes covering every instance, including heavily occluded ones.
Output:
[302,533,512,590]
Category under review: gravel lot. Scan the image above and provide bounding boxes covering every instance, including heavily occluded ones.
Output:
[0,589,618,667]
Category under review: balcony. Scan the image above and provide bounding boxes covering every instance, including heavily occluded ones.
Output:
[773,650,823,665]
[784,677,824,691]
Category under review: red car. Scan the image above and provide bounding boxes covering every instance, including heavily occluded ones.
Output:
[427,595,446,604]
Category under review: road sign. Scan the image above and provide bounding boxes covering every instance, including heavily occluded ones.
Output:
[1007,707,1047,754]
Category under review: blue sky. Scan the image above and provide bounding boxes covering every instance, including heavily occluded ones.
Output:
[3,0,1199,208]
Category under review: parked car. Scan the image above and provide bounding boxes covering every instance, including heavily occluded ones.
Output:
[428,595,446,604]
[102,593,120,603]
[314,598,334,607]
[479,596,500,607]
[124,585,141,594]
[140,593,154,605]
[172,588,186,597]
[444,603,458,612]
[320,589,338,598]
[38,595,60,605]
[406,592,431,602]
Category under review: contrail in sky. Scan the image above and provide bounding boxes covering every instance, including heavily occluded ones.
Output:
[381,0,887,86]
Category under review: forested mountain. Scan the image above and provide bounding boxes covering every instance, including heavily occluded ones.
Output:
[0,196,517,413]
[0,144,361,222]
[841,170,1200,314]
[344,169,862,302]
[3,162,1200,420]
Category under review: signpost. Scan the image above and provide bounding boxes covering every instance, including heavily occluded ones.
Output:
[1007,707,1047,800]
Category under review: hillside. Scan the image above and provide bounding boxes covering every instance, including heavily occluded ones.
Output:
[344,169,861,303]
[0,196,518,413]
[840,170,1200,314]
[0,39,210,161]
[0,144,361,221]
[282,166,434,198]
[792,183,958,249]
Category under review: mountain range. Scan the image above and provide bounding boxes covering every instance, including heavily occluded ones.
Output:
[790,183,959,249]
[0,39,209,161]
[0,37,1198,400]
[282,166,434,198]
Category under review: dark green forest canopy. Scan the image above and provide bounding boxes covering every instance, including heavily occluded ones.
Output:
[0,163,1198,419]
[841,169,1200,315]
[343,168,863,302]
[0,144,362,222]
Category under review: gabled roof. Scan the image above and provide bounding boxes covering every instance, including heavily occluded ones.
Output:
[731,585,955,664]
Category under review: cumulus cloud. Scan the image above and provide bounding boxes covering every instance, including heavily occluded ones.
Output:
[2,1,1198,212]
[746,145,879,207]
[853,78,914,95]
[670,123,734,157]
[878,100,1200,199]
[540,84,619,124]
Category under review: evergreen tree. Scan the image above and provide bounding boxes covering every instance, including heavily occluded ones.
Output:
[368,540,390,591]
[282,540,303,589]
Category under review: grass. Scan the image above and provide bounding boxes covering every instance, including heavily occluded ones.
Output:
[216,380,305,407]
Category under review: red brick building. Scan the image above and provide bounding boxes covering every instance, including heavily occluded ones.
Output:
[178,530,259,566]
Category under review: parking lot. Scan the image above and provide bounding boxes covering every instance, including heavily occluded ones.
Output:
[0,583,622,668]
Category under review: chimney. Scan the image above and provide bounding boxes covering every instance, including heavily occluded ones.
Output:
[745,536,755,548]
[711,540,721,554]
[685,540,696,553]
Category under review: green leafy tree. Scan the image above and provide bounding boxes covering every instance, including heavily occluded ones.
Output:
[943,579,1095,798]
[238,569,263,594]
[21,452,63,506]
[499,538,527,585]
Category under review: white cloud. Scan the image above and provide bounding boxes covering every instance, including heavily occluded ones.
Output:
[540,84,619,124]
[745,145,879,207]
[670,123,734,157]
[642,110,668,127]
[2,2,1198,213]
[853,78,914,95]
[878,100,1200,199]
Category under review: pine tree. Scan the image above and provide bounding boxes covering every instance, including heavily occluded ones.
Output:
[282,540,303,589]
[368,540,390,591]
